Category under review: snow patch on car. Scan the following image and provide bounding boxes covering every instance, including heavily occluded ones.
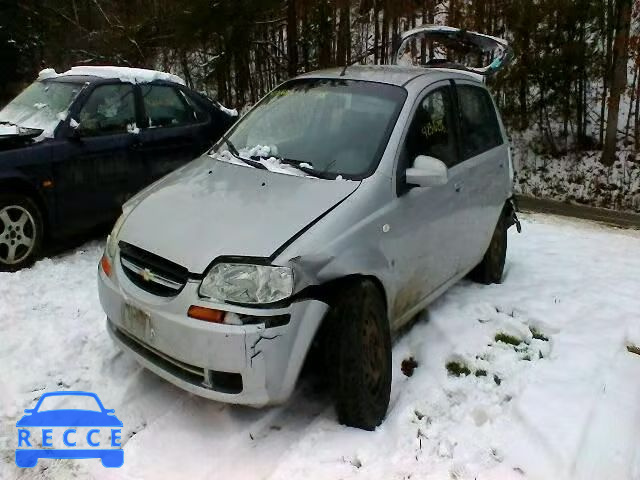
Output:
[218,104,238,117]
[0,124,21,136]
[38,66,186,86]
[211,144,319,179]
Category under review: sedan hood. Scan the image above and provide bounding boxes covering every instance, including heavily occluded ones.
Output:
[120,157,360,273]
[0,126,44,150]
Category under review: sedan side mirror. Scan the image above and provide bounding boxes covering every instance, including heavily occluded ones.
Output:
[405,155,448,188]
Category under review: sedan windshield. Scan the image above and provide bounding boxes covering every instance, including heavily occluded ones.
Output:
[37,394,101,412]
[0,80,82,133]
[219,79,407,179]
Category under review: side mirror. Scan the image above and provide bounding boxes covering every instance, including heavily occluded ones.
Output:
[23,409,35,414]
[66,118,82,139]
[405,155,448,188]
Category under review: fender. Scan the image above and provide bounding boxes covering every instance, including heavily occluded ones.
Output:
[0,171,53,228]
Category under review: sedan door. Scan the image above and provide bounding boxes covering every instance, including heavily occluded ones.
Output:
[136,83,208,183]
[52,83,145,231]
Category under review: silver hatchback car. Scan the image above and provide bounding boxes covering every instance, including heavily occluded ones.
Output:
[98,28,519,430]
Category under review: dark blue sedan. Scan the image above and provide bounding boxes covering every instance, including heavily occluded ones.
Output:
[0,66,236,271]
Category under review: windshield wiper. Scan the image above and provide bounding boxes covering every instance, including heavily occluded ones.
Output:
[276,158,338,180]
[218,135,267,170]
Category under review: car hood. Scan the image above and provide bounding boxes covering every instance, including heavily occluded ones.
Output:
[0,126,44,150]
[119,157,360,273]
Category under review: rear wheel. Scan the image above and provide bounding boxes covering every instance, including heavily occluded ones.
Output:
[0,194,43,272]
[469,211,507,284]
[324,279,391,430]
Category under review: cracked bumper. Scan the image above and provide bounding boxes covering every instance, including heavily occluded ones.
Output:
[98,258,329,407]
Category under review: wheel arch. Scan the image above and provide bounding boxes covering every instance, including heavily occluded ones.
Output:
[0,177,49,231]
[306,273,388,313]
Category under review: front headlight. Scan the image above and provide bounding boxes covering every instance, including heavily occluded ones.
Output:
[199,263,294,305]
[106,211,128,259]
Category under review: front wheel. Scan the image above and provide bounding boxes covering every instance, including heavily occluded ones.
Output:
[324,280,391,430]
[0,194,44,272]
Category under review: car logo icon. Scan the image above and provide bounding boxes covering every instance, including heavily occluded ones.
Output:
[141,268,155,282]
[15,391,124,468]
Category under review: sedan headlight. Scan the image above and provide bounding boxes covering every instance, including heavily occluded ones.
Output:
[106,211,129,259]
[199,263,294,305]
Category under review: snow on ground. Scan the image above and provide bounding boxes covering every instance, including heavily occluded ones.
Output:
[1,214,640,479]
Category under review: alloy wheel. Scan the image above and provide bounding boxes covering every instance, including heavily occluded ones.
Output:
[0,205,37,265]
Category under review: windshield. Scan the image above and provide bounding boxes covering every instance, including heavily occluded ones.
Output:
[217,79,407,179]
[37,394,101,412]
[0,80,82,134]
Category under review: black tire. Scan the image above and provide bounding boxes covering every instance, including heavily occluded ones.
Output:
[324,279,391,430]
[469,210,507,285]
[0,194,44,272]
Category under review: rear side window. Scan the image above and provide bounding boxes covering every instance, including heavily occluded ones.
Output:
[140,85,195,127]
[456,85,502,159]
[77,84,136,135]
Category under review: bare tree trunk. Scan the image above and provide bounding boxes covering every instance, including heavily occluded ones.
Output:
[373,0,380,64]
[635,67,640,151]
[287,0,298,77]
[381,4,388,64]
[599,0,615,145]
[624,64,638,143]
[336,1,350,67]
[602,0,632,166]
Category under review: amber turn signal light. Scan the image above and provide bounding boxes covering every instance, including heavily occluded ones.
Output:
[188,306,225,323]
[100,255,112,277]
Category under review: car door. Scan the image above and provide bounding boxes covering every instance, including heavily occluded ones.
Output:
[381,81,468,328]
[451,80,509,272]
[53,82,145,230]
[136,83,206,183]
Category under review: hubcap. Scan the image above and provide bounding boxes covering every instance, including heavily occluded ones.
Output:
[0,205,36,265]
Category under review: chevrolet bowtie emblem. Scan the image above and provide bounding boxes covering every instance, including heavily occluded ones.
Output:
[141,268,153,282]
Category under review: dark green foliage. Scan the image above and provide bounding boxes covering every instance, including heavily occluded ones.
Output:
[495,332,523,346]
[446,361,471,377]
[530,327,550,342]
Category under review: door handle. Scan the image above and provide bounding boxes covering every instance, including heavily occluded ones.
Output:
[454,181,464,192]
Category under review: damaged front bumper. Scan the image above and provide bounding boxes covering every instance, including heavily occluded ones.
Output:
[98,260,328,407]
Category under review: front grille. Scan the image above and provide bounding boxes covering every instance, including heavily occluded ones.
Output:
[119,242,189,297]
[110,320,243,394]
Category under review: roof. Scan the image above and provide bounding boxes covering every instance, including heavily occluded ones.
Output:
[297,64,483,87]
[37,66,185,85]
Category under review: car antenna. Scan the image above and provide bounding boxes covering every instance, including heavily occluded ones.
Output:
[340,47,374,76]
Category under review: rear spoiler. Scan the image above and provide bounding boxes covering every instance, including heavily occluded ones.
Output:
[394,26,513,76]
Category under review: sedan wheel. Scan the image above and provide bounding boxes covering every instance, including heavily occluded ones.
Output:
[0,195,43,271]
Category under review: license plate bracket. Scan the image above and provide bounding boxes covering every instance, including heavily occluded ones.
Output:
[122,304,150,341]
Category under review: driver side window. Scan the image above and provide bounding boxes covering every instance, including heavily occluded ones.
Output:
[405,87,457,168]
[77,84,136,136]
